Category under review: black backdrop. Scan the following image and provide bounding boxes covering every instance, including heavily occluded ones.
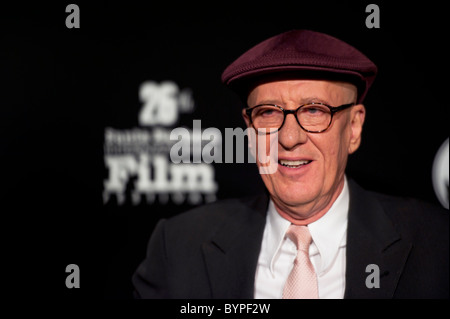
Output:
[2,1,448,300]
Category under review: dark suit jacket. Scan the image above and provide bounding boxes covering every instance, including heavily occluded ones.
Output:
[132,180,449,299]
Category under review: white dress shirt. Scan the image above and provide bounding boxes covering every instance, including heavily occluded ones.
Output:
[254,177,349,299]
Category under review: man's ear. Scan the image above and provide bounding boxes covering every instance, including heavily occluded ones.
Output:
[348,104,366,154]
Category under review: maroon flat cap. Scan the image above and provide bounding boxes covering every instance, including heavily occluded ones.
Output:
[222,30,377,104]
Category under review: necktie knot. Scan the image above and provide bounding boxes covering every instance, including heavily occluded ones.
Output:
[286,225,312,252]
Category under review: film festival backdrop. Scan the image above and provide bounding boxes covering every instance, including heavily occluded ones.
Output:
[2,2,448,299]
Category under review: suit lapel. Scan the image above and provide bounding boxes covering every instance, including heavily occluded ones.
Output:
[344,180,412,298]
[202,194,268,298]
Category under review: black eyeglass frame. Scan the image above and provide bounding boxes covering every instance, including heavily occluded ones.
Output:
[245,102,355,134]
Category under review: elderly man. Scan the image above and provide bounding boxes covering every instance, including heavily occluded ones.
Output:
[132,30,449,299]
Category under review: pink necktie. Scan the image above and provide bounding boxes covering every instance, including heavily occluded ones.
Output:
[282,225,319,299]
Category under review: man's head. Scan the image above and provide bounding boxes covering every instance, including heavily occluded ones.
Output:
[222,30,377,224]
[245,77,364,224]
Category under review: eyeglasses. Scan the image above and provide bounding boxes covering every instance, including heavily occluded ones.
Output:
[245,102,354,134]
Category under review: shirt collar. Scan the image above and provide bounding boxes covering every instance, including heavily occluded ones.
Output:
[265,200,291,274]
[265,177,349,275]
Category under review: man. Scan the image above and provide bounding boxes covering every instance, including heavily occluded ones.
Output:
[132,30,449,298]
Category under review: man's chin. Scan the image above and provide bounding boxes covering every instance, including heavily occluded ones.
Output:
[272,193,318,212]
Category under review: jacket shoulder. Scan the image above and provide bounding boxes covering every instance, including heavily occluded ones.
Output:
[372,192,449,237]
[347,180,449,298]
[375,193,449,298]
[162,194,268,239]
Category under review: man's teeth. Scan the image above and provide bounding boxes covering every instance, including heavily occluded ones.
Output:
[279,160,312,168]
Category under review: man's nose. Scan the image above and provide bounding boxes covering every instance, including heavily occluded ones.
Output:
[278,113,308,150]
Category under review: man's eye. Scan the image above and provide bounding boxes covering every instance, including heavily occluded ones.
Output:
[308,107,322,114]
[261,109,275,116]
[302,106,327,115]
[255,107,279,117]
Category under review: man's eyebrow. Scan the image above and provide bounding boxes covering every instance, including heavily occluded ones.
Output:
[298,96,331,104]
[252,99,281,106]
[252,97,331,106]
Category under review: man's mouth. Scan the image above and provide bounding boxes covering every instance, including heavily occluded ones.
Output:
[278,159,312,168]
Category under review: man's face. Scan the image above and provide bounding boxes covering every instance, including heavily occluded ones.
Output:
[244,79,365,221]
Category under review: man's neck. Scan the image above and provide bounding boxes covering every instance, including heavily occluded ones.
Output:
[273,178,346,226]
